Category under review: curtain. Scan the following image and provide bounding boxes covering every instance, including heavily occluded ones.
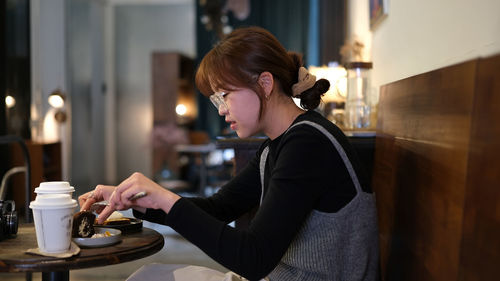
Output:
[254,0,310,62]
[319,0,346,64]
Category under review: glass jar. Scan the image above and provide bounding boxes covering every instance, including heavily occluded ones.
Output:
[344,62,373,130]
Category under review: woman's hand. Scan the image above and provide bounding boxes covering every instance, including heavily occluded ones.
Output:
[78,185,116,212]
[97,172,181,224]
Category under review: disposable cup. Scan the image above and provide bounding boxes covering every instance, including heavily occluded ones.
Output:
[35,181,75,197]
[29,194,77,253]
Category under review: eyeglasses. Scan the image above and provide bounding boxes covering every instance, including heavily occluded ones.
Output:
[209,91,228,112]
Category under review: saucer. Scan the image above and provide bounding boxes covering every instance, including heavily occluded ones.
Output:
[73,227,122,248]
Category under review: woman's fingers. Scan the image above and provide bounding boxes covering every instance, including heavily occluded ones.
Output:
[97,189,134,224]
[79,184,116,211]
[115,173,151,205]
[95,173,159,223]
[79,191,98,211]
[96,205,115,224]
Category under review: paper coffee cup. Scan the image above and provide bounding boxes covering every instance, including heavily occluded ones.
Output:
[29,194,77,254]
[35,181,75,197]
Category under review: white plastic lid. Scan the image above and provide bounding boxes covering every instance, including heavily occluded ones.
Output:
[29,194,78,209]
[35,181,75,194]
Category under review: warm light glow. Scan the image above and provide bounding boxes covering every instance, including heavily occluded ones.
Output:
[176,104,187,116]
[43,108,61,142]
[5,95,16,108]
[309,64,347,103]
[48,94,65,108]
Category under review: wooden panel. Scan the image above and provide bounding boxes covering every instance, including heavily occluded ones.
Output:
[10,141,61,220]
[459,55,500,281]
[373,60,478,280]
[151,53,194,176]
[152,52,179,123]
[319,0,345,64]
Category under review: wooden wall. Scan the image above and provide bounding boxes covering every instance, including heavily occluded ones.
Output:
[151,52,194,176]
[373,54,500,281]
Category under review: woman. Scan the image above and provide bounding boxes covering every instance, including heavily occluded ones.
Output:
[79,26,379,281]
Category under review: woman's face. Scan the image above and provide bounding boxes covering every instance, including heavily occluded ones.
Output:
[215,87,262,138]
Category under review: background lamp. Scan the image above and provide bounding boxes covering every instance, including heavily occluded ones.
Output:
[176,104,187,116]
[48,89,67,123]
[308,63,347,103]
[175,86,197,126]
[5,95,16,108]
[48,91,65,108]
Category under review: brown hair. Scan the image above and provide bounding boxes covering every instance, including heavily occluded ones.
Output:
[195,26,329,115]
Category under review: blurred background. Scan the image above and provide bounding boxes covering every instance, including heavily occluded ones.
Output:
[1,0,499,217]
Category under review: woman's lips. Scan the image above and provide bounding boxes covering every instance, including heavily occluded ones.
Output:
[227,120,237,130]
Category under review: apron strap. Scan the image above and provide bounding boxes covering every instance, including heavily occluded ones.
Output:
[259,146,270,205]
[258,120,362,205]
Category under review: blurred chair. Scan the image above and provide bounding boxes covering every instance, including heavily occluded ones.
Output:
[0,135,31,223]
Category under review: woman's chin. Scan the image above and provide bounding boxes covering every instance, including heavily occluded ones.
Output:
[235,130,250,139]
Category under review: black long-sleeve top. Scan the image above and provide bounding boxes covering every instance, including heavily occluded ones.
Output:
[134,110,371,280]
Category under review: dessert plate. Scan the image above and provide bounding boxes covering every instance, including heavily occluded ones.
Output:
[95,218,143,234]
[73,227,122,248]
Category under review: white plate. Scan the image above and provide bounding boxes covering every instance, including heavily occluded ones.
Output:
[73,227,122,248]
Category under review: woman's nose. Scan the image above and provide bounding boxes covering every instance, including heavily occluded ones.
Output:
[218,104,229,116]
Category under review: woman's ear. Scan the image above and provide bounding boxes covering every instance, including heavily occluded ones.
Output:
[258,72,274,97]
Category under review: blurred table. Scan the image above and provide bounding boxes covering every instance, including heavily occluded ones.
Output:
[0,224,164,281]
[175,143,216,196]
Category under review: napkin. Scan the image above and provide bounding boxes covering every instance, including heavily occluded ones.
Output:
[26,242,81,258]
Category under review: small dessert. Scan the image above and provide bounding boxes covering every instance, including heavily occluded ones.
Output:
[72,211,96,238]
[95,211,131,226]
[91,230,112,238]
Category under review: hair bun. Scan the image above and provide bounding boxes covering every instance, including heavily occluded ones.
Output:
[299,78,331,110]
[316,79,330,94]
